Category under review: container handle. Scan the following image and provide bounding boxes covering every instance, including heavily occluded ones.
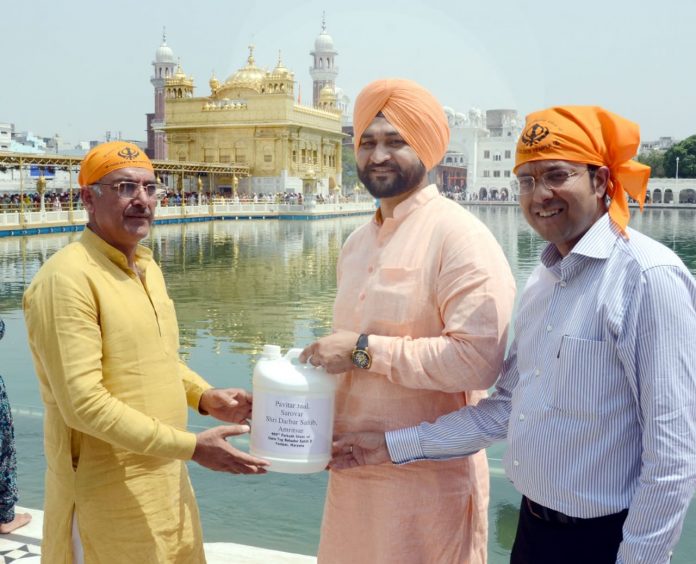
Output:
[285,348,305,364]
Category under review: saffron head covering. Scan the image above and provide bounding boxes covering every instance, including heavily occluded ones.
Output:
[353,78,450,171]
[514,106,650,235]
[78,141,154,187]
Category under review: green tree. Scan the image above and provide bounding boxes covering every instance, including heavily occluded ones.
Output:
[636,150,666,178]
[664,135,696,178]
[342,145,358,189]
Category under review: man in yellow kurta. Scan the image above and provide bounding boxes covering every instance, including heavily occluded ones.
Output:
[300,80,516,563]
[23,142,268,563]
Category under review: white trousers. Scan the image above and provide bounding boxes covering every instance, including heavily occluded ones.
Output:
[71,510,84,564]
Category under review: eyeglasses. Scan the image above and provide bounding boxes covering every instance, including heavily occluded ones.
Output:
[513,168,588,195]
[91,181,166,200]
[0,318,5,341]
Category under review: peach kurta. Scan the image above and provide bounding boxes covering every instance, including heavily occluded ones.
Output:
[319,185,516,564]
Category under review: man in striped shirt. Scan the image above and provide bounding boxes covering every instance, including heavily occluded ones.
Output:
[330,106,696,564]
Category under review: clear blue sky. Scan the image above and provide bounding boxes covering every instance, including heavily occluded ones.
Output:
[2,0,694,144]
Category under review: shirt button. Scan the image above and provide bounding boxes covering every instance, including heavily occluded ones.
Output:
[359,293,366,301]
[519,414,525,421]
[534,369,540,377]
[546,324,553,332]
[560,280,567,287]
[513,460,520,466]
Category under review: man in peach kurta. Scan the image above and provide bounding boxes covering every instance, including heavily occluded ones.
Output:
[301,79,516,563]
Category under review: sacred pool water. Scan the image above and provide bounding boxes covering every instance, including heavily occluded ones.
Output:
[1,206,694,562]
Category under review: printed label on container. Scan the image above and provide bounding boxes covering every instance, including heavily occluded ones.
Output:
[253,394,333,455]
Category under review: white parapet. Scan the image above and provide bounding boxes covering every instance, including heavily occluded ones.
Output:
[0,201,376,234]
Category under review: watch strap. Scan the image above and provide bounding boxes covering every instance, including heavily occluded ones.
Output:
[356,333,369,351]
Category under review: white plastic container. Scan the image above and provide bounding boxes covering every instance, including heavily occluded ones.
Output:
[250,345,336,474]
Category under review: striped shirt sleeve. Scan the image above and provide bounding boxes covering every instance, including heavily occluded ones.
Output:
[386,343,519,464]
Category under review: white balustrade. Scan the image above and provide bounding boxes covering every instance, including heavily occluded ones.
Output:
[0,201,375,232]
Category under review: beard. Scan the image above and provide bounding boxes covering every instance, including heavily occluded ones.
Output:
[357,160,426,199]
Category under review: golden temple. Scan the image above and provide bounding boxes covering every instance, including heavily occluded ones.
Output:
[161,46,344,197]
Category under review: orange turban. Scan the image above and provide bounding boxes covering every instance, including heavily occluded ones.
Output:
[514,106,650,235]
[78,141,154,187]
[353,79,450,171]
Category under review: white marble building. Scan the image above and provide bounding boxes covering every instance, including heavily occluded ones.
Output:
[443,108,522,200]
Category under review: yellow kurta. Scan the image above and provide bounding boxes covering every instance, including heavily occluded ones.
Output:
[319,186,516,563]
[23,228,212,563]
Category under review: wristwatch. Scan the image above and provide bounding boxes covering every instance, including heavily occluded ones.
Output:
[351,333,372,369]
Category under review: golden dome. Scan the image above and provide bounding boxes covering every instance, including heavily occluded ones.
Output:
[319,84,337,102]
[225,45,265,90]
[270,51,293,79]
[166,60,194,89]
[174,62,187,80]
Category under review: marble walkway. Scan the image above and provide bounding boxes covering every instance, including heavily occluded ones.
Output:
[0,507,316,563]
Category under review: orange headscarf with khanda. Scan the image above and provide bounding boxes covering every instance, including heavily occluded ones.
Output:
[78,141,154,187]
[353,79,450,171]
[514,106,650,236]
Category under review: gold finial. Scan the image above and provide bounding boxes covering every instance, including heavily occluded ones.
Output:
[247,45,255,66]
[209,69,219,90]
[36,174,46,194]
[277,50,283,66]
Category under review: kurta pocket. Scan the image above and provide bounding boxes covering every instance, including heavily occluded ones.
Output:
[151,298,180,353]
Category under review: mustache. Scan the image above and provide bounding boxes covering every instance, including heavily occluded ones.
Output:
[535,202,564,211]
[125,202,153,218]
[365,163,399,173]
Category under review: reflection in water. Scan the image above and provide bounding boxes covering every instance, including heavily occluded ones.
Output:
[495,501,520,552]
[149,220,351,356]
[1,207,695,562]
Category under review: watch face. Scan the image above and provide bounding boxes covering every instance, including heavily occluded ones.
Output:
[352,349,372,369]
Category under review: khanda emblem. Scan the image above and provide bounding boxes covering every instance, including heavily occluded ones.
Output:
[117,147,140,160]
[521,123,550,147]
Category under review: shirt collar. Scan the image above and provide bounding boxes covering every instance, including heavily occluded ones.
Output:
[371,184,440,226]
[81,227,153,274]
[540,213,618,268]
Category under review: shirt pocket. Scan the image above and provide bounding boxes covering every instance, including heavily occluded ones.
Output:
[551,335,623,416]
[365,267,422,332]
